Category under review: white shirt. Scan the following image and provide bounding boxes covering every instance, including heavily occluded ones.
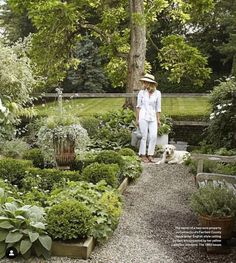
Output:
[136,89,161,121]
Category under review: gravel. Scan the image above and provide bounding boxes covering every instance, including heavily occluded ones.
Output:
[1,163,236,263]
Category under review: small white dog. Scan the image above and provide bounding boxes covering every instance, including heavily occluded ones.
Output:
[157,144,190,164]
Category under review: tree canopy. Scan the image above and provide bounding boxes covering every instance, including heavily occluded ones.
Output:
[2,0,223,93]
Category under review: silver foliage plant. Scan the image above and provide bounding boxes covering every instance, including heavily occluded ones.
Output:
[37,117,90,165]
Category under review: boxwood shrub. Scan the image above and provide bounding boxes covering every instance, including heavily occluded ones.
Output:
[23,148,45,168]
[48,181,122,242]
[0,158,32,187]
[118,147,136,156]
[95,150,125,169]
[81,162,120,187]
[47,200,94,240]
[21,167,81,192]
[70,152,98,171]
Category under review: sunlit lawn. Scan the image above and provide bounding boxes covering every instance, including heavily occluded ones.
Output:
[35,97,211,120]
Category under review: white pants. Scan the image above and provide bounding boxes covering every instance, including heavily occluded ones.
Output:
[138,119,157,156]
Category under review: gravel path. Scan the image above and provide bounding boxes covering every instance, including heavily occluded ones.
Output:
[1,163,236,263]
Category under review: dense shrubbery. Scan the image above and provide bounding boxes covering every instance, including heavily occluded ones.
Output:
[70,151,98,171]
[118,147,136,156]
[23,148,45,168]
[0,158,32,187]
[48,181,122,242]
[81,163,120,187]
[47,200,94,241]
[86,109,135,150]
[205,78,236,149]
[95,150,125,170]
[21,168,81,192]
[1,138,30,159]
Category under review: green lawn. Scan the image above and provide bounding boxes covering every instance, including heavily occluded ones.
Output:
[35,97,211,120]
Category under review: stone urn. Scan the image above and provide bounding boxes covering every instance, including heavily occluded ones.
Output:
[53,135,76,169]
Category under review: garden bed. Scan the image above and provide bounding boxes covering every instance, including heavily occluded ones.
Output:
[51,176,130,259]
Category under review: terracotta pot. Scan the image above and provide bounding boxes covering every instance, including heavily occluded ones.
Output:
[53,136,76,168]
[199,215,235,239]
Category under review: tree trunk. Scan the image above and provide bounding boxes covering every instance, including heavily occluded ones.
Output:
[125,0,146,109]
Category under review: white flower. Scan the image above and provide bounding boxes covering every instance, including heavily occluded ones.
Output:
[42,104,45,107]
[228,103,232,106]
[210,115,214,120]
[216,104,222,110]
[216,112,220,116]
[221,110,227,114]
[0,98,7,113]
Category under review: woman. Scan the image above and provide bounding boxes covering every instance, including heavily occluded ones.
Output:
[136,73,161,163]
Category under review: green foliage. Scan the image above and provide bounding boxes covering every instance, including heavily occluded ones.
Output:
[95,150,125,170]
[158,114,173,136]
[159,35,211,87]
[21,188,49,207]
[0,158,32,187]
[118,148,136,156]
[81,163,119,188]
[88,109,135,150]
[48,181,122,242]
[47,200,93,241]
[63,36,111,93]
[1,139,30,159]
[0,38,40,140]
[80,116,100,138]
[70,152,98,172]
[190,184,236,217]
[205,78,236,149]
[23,117,45,147]
[0,188,52,259]
[23,148,45,168]
[121,156,142,180]
[21,168,81,192]
[202,160,236,176]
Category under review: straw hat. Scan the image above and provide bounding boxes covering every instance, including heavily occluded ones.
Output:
[140,73,157,84]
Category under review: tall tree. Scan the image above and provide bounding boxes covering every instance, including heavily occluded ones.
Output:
[8,0,214,101]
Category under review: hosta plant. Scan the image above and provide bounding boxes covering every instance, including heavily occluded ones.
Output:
[0,188,52,259]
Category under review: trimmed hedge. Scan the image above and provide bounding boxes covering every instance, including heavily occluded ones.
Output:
[21,167,81,192]
[95,150,125,169]
[0,158,32,187]
[47,200,94,240]
[81,162,120,187]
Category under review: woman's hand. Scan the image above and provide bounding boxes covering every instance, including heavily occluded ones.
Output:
[157,120,161,128]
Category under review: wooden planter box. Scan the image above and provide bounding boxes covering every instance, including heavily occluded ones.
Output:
[118,177,129,194]
[52,237,95,259]
[51,177,129,259]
